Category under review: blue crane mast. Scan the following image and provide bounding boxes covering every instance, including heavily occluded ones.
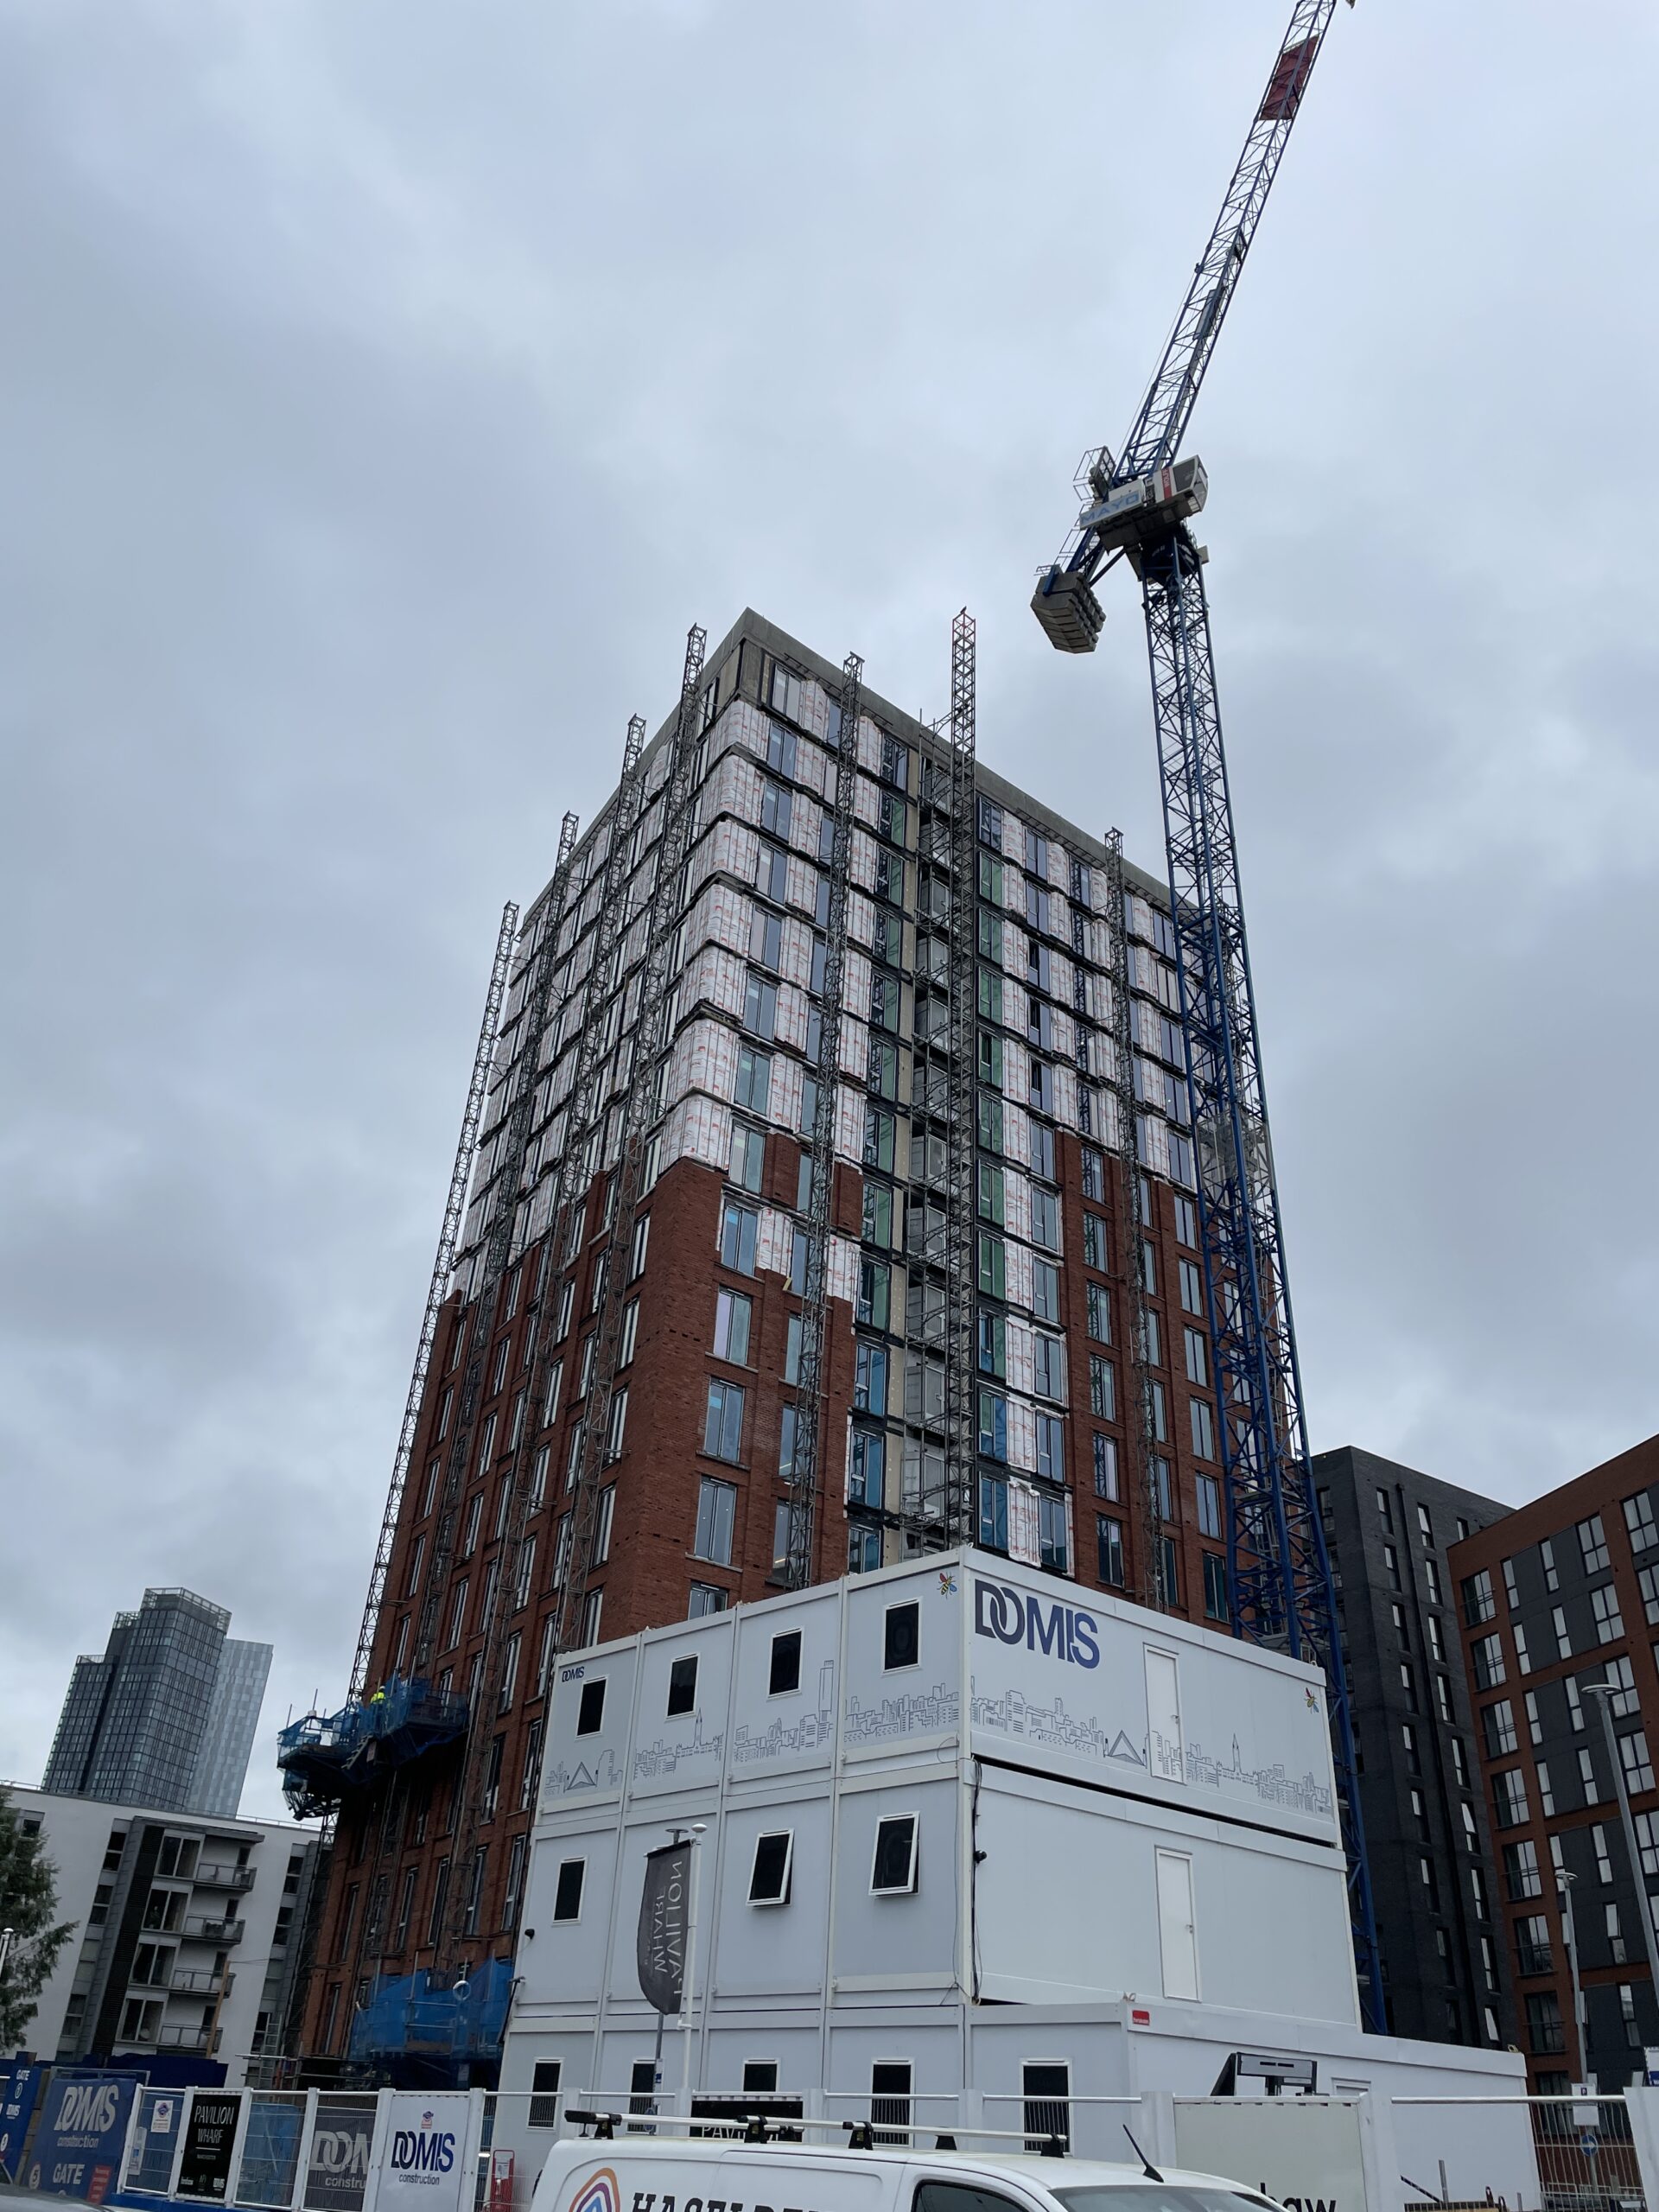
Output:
[1032,0,1382,2029]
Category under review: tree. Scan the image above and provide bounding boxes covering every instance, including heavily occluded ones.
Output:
[0,1786,74,2049]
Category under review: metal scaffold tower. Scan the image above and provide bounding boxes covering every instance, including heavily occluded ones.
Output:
[552,624,708,1652]
[939,609,979,1544]
[1101,830,1168,1610]
[1028,0,1381,2024]
[785,651,863,1589]
[347,902,520,1707]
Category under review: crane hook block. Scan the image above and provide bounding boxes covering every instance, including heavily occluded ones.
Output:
[1031,567,1105,654]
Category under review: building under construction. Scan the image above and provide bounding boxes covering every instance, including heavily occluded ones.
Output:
[282,606,1241,2082]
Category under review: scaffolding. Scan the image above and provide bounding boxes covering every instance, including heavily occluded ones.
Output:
[553,625,709,1651]
[785,652,862,1589]
[346,905,519,1707]
[939,610,979,1544]
[1101,828,1168,1610]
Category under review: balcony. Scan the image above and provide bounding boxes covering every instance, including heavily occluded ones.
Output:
[158,2025,223,2054]
[1516,1943,1554,1978]
[183,1916,245,1945]
[194,1862,256,1893]
[170,1968,230,1995]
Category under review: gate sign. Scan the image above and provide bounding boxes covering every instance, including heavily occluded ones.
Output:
[1,2063,45,2184]
[28,2074,139,2203]
[381,2092,471,2212]
[303,2095,378,2212]
[177,2093,243,2200]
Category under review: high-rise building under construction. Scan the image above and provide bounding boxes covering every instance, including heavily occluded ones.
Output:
[284,607,1240,2076]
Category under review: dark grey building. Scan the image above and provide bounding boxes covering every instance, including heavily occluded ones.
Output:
[42,1586,272,1818]
[1313,1445,1517,2049]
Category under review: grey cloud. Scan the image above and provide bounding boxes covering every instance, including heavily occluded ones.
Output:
[3,0,1656,1809]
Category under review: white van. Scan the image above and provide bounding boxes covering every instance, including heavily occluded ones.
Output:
[529,2123,1281,2212]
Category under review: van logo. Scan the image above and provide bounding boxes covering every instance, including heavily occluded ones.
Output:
[569,2166,619,2212]
[974,1578,1099,1669]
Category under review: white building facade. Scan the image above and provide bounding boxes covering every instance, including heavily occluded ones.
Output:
[500,1550,1525,2153]
[10,1785,320,2086]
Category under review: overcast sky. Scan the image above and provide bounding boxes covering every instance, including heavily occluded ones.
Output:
[3,1,1656,1819]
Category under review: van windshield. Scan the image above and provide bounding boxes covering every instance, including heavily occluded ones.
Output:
[1053,2191,1277,2212]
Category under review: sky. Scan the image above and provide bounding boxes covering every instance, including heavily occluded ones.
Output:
[3,0,1656,1820]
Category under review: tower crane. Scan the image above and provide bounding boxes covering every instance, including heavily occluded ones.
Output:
[1031,0,1382,2028]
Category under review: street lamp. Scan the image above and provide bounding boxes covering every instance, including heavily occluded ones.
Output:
[0,1928,14,1983]
[1581,1679,1659,2020]
[1558,1872,1586,2082]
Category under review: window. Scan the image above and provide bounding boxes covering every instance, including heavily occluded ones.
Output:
[719,1201,760,1274]
[1626,1492,1659,1552]
[1190,1397,1215,1459]
[1541,1537,1559,1591]
[1580,1515,1611,1573]
[1035,1414,1064,1484]
[1503,1839,1541,1900]
[1182,1326,1207,1384]
[695,1477,737,1564]
[528,2060,563,2130]
[1482,1700,1517,1758]
[978,1310,1007,1377]
[552,1859,585,1923]
[734,1045,771,1113]
[850,1427,886,1506]
[1082,1213,1108,1271]
[1033,1332,1065,1399]
[1030,1189,1059,1251]
[778,1405,798,1478]
[1085,1283,1111,1344]
[1093,1433,1119,1500]
[1492,1768,1529,1828]
[980,1473,1008,1552]
[1525,1991,1565,2057]
[703,1379,745,1462]
[1089,1357,1116,1421]
[1196,1473,1223,1541]
[871,1815,919,1895]
[976,1232,1006,1300]
[728,1119,766,1194]
[978,1389,1007,1461]
[1641,1565,1659,1624]
[1621,1729,1656,1794]
[770,1630,802,1695]
[1173,1193,1196,1245]
[576,1679,606,1735]
[1039,1491,1069,1570]
[864,1180,893,1249]
[1150,1379,1168,1443]
[977,1163,1005,1224]
[1463,1570,1497,1626]
[1592,1584,1625,1643]
[1178,1258,1204,1315]
[856,1257,891,1330]
[855,1339,887,1413]
[872,2061,912,2147]
[1203,1553,1229,1622]
[714,1289,753,1363]
[885,1603,920,1670]
[1032,1257,1060,1323]
[1022,2062,1071,2156]
[667,1656,698,1718]
[772,1501,791,1574]
[1472,1633,1506,1690]
[688,1582,728,1618]
[748,1831,793,1906]
[1097,1516,1126,1588]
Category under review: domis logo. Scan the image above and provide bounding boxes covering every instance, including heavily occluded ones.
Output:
[974,1578,1100,1669]
[54,2085,119,2135]
[391,2115,455,2176]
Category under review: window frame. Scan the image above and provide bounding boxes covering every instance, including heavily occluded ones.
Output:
[870,1811,920,1897]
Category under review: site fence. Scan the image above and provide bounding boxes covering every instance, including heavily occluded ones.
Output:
[5,2072,1659,2212]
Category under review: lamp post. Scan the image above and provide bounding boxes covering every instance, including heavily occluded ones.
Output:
[1559,1872,1586,2082]
[1582,1680,1659,2027]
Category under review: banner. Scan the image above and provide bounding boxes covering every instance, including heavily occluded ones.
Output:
[303,2094,378,2212]
[177,2092,242,2200]
[28,2073,139,2204]
[637,1840,691,2014]
[0,2063,45,2183]
[381,2093,471,2212]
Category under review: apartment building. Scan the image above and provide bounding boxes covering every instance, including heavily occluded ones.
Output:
[43,1586,272,1821]
[10,1785,319,2086]
[296,608,1242,2073]
[1313,1446,1516,2050]
[1451,1433,1659,2090]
